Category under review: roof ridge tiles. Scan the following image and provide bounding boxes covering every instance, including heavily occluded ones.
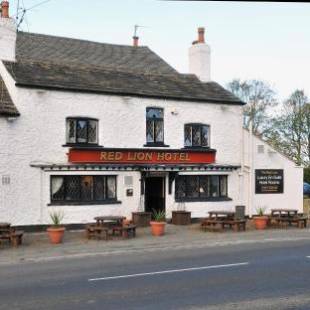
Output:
[18,31,148,49]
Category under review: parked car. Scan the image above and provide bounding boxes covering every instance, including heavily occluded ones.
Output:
[304,182,310,196]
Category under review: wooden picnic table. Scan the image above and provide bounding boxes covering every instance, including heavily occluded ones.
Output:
[87,216,136,240]
[271,209,298,217]
[208,211,235,220]
[270,209,307,229]
[0,223,24,247]
[94,216,125,227]
[0,222,11,230]
[202,211,246,232]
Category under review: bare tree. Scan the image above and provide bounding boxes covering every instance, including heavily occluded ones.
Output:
[227,79,278,134]
[266,90,309,166]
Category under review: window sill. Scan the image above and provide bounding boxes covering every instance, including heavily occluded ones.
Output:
[182,146,210,150]
[143,143,170,148]
[175,197,232,203]
[62,143,103,148]
[48,200,122,206]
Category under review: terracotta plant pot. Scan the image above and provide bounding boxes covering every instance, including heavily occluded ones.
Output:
[150,221,166,236]
[47,227,66,244]
[254,216,268,230]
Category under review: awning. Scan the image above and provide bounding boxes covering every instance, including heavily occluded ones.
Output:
[30,163,240,172]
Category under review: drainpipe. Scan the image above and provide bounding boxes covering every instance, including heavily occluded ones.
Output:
[249,118,254,217]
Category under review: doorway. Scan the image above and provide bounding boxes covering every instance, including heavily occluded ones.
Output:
[145,177,165,215]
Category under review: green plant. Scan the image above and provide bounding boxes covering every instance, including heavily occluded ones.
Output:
[256,207,266,216]
[152,209,166,222]
[49,210,64,227]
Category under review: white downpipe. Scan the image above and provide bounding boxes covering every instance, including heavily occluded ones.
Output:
[249,119,254,217]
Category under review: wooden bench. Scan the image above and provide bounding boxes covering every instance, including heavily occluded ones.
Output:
[222,220,246,232]
[86,224,109,240]
[201,219,224,232]
[10,231,24,247]
[0,232,11,243]
[0,229,24,247]
[273,217,307,229]
[112,225,137,239]
[201,218,246,232]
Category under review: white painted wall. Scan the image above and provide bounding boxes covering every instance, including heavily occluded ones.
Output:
[243,129,304,215]
[0,59,244,225]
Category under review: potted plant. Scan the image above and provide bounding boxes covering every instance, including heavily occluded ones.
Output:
[150,209,166,236]
[47,210,65,244]
[253,207,268,230]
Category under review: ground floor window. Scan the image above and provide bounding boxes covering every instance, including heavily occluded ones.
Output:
[50,175,117,204]
[175,175,228,201]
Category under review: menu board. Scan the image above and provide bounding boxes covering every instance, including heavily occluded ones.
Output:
[255,169,284,194]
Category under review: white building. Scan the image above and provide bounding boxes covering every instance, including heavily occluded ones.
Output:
[0,2,303,227]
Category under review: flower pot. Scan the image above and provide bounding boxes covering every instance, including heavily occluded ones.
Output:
[150,221,166,236]
[254,216,268,230]
[47,227,66,244]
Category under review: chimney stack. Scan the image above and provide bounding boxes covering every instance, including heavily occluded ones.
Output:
[188,27,211,82]
[133,36,139,47]
[0,0,16,61]
[1,1,9,18]
[198,27,205,43]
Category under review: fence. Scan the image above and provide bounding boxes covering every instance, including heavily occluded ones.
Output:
[304,198,310,218]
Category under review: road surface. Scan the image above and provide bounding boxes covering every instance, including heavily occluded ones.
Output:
[1,240,310,309]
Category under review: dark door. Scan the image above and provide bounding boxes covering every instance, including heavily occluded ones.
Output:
[145,177,165,214]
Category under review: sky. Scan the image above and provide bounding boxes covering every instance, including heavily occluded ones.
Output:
[9,0,310,101]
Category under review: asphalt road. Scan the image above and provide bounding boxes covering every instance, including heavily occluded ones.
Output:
[1,240,310,310]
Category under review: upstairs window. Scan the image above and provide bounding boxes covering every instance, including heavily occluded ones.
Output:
[184,124,210,148]
[146,107,164,145]
[66,118,98,145]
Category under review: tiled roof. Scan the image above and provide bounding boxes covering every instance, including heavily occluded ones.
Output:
[3,31,245,105]
[4,60,245,105]
[0,74,19,117]
[16,32,178,76]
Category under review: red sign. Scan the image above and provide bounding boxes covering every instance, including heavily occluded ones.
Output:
[68,148,216,165]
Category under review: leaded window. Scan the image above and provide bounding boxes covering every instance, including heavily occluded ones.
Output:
[51,175,117,204]
[175,175,228,201]
[184,124,210,147]
[66,118,98,145]
[146,107,164,144]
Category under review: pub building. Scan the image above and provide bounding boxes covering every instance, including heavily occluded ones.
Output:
[0,1,303,227]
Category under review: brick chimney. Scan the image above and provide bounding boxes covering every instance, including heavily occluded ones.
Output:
[0,0,16,61]
[198,27,205,43]
[133,36,139,47]
[0,0,9,18]
[189,27,211,82]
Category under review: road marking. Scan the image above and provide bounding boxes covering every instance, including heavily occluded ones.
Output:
[88,262,249,282]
